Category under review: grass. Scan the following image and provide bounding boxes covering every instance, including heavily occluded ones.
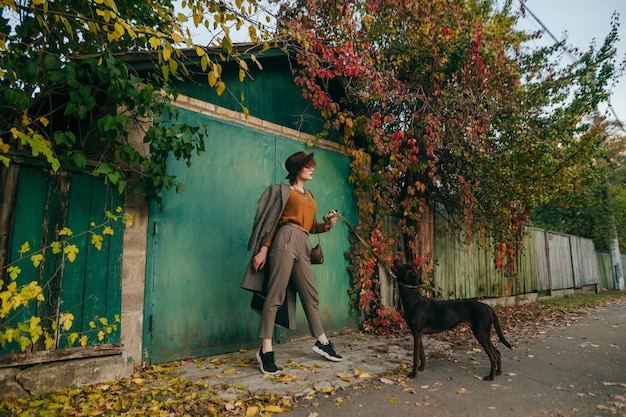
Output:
[536,290,626,313]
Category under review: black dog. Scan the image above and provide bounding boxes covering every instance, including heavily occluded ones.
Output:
[391,256,512,380]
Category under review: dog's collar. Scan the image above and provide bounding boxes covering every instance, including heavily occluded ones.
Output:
[396,281,420,289]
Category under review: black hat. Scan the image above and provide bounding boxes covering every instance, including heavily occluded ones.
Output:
[285,151,314,179]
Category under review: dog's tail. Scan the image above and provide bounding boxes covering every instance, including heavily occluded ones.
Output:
[491,309,512,349]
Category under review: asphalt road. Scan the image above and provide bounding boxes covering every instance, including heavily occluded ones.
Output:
[288,299,626,417]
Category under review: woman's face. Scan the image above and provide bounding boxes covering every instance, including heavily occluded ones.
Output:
[297,162,315,182]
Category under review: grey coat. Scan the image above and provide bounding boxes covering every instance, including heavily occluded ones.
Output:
[240,183,298,329]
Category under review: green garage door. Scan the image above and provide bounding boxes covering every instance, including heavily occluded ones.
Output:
[143,109,358,364]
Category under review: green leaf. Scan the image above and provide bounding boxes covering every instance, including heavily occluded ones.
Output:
[72,151,87,169]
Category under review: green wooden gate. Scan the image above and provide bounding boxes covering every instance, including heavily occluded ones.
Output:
[1,161,124,356]
[143,109,358,364]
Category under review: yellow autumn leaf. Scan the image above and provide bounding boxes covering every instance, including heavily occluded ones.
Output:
[61,313,75,331]
[31,253,44,267]
[106,32,118,43]
[7,266,21,279]
[245,405,259,417]
[124,22,137,38]
[208,71,217,87]
[149,36,161,48]
[216,81,226,96]
[103,0,118,14]
[114,22,124,37]
[239,68,245,82]
[217,63,225,78]
[251,54,263,70]
[64,244,79,262]
[44,334,55,349]
[172,32,184,43]
[51,241,62,254]
[79,335,88,347]
[248,25,258,43]
[19,241,30,254]
[264,405,285,413]
[91,234,103,250]
[355,369,371,378]
[58,227,73,236]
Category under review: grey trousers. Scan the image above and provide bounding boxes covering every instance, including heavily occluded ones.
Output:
[259,225,324,340]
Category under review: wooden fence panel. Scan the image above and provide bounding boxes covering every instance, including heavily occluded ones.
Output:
[534,229,550,292]
[570,237,599,287]
[546,232,574,290]
[515,230,539,294]
[596,252,613,289]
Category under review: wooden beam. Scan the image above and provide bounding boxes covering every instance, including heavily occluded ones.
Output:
[0,344,122,368]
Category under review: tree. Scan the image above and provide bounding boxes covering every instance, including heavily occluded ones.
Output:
[271,0,624,328]
[531,125,626,252]
[0,0,271,354]
[0,0,271,206]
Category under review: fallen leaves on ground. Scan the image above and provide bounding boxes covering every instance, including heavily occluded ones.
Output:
[1,292,624,416]
[0,369,296,416]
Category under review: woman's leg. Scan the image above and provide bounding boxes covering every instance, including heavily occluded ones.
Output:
[289,231,342,361]
[259,228,295,343]
[290,256,325,338]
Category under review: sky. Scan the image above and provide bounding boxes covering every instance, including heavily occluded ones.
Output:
[515,0,626,132]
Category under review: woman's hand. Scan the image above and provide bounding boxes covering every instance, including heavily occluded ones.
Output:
[323,209,338,229]
[252,246,268,271]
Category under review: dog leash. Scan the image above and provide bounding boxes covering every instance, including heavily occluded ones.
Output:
[332,211,397,280]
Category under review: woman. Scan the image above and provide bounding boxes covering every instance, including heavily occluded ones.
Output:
[241,151,341,374]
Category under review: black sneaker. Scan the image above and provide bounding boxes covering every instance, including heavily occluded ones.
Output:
[312,341,343,362]
[256,349,279,374]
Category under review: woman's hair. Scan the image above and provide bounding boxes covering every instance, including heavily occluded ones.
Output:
[288,159,317,184]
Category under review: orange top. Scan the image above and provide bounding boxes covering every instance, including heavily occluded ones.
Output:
[264,189,328,247]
